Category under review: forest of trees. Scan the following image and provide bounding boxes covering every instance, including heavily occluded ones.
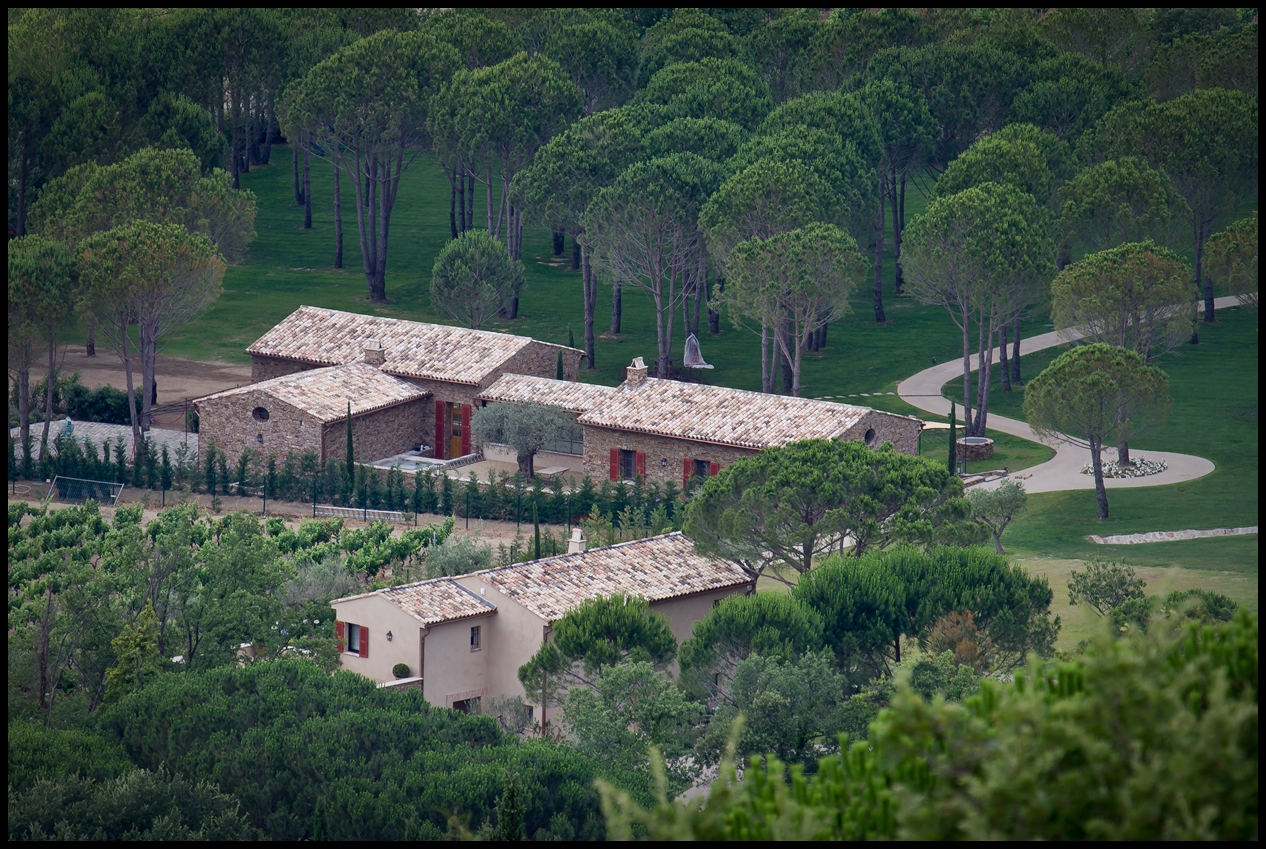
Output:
[7,7,1260,842]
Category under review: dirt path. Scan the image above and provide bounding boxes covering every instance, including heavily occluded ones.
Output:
[31,346,253,431]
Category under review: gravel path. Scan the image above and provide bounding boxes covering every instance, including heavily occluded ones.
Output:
[896,297,1242,494]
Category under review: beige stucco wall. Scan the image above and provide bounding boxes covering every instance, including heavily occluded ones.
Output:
[320,400,433,465]
[582,427,759,486]
[420,616,492,707]
[197,390,323,466]
[329,594,428,683]
[454,573,550,705]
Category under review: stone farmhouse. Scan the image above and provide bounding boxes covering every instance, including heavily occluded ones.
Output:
[197,307,921,481]
[330,531,753,715]
[476,358,923,487]
[196,306,584,464]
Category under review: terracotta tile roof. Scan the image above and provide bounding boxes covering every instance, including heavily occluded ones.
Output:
[577,378,877,449]
[475,374,619,415]
[377,578,497,626]
[472,532,752,622]
[197,363,429,424]
[247,306,581,386]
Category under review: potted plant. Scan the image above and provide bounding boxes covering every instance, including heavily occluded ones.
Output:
[392,663,410,679]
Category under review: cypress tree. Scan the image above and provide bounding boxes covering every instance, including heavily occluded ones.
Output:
[491,771,526,841]
[555,349,564,380]
[345,402,355,485]
[948,400,958,474]
[567,326,574,349]
[533,502,541,560]
[160,445,172,493]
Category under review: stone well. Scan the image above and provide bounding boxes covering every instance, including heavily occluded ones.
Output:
[956,436,994,461]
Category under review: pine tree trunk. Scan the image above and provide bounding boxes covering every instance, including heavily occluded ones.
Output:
[1011,314,1022,383]
[447,166,458,240]
[960,319,975,434]
[760,324,772,392]
[891,168,904,294]
[1198,223,1215,323]
[333,165,343,269]
[999,322,1012,392]
[293,144,302,204]
[582,246,596,369]
[466,173,475,230]
[1091,440,1109,519]
[780,315,794,394]
[571,235,581,271]
[553,231,565,255]
[707,277,720,335]
[611,278,622,333]
[302,146,312,230]
[873,189,886,323]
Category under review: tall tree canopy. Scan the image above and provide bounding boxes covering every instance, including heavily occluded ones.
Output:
[903,183,1055,435]
[684,439,970,580]
[1059,157,1190,254]
[281,30,459,302]
[429,230,525,331]
[1204,213,1258,317]
[1023,343,1171,519]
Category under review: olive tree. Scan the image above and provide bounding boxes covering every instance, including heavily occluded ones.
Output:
[1023,344,1170,519]
[470,402,580,478]
[966,480,1028,555]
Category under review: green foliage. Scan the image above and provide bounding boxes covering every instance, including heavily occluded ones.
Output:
[99,659,640,840]
[8,769,255,841]
[104,602,162,703]
[7,724,133,795]
[1052,239,1195,360]
[602,612,1259,841]
[430,229,526,329]
[1205,212,1258,315]
[679,592,824,699]
[967,479,1028,554]
[795,546,1058,678]
[560,660,703,793]
[425,532,494,578]
[1059,156,1190,252]
[696,650,852,770]
[684,439,970,578]
[519,594,677,711]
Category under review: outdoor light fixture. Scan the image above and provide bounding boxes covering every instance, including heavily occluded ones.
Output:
[386,631,393,642]
[661,458,668,468]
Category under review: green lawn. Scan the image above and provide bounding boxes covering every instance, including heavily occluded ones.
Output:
[168,146,1053,398]
[944,308,1258,571]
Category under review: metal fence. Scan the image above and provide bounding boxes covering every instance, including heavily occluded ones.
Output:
[47,476,125,506]
[314,504,409,523]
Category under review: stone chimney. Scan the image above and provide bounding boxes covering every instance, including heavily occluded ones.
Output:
[567,528,587,554]
[363,339,386,367]
[625,356,648,387]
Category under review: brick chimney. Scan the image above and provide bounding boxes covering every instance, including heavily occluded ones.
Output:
[363,339,386,367]
[625,356,648,387]
[567,528,587,554]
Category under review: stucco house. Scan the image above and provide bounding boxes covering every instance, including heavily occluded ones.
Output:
[478,358,924,487]
[243,305,584,460]
[330,531,753,715]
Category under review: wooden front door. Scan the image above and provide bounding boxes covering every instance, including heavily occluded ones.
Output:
[449,404,464,459]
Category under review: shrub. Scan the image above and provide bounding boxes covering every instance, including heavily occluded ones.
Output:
[392,663,411,678]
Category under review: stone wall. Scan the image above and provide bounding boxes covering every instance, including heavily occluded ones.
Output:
[582,426,759,487]
[322,400,434,465]
[196,389,322,464]
[251,355,313,383]
[482,341,582,389]
[840,410,922,456]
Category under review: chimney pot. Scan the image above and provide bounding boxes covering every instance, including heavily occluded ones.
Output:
[363,339,386,367]
[625,356,648,387]
[567,528,587,554]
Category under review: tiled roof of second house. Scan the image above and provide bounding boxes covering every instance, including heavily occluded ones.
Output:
[247,305,580,385]
[577,378,874,449]
[377,577,497,626]
[475,374,619,415]
[196,363,429,424]
[470,532,751,622]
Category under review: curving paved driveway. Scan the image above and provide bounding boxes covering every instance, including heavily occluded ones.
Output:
[895,297,1242,493]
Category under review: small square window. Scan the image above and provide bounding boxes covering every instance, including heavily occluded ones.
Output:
[470,625,481,651]
[693,459,710,479]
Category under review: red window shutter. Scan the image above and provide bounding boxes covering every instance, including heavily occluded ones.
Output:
[359,627,369,658]
[461,404,472,456]
[683,458,692,487]
[609,448,619,481]
[435,401,445,459]
[336,621,345,653]
[635,451,645,477]
[709,461,720,477]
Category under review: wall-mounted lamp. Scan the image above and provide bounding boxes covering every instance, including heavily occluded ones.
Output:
[386,631,393,642]
[661,457,668,468]
[256,433,263,444]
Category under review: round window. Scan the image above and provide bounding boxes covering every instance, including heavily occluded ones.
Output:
[252,407,270,422]
[864,428,877,448]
